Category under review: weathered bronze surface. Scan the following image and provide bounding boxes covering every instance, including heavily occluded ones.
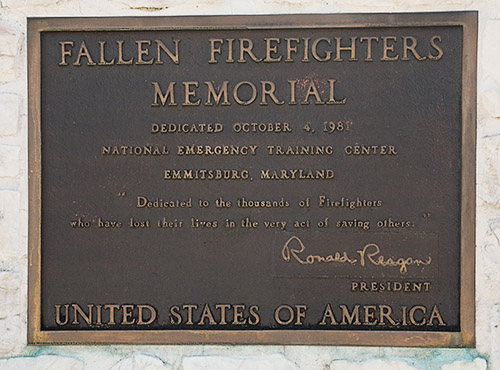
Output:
[28,12,477,346]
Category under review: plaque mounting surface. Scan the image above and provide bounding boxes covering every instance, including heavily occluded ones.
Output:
[28,12,477,346]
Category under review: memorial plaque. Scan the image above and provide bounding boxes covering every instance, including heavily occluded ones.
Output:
[28,12,477,346]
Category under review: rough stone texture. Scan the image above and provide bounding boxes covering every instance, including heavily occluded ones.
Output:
[330,359,418,370]
[0,0,496,369]
[0,145,20,177]
[489,304,500,368]
[0,28,18,57]
[479,135,500,210]
[0,0,81,15]
[0,315,23,355]
[472,13,500,366]
[0,271,21,319]
[181,354,300,370]
[0,19,21,83]
[481,21,500,82]
[121,0,182,12]
[0,94,20,136]
[442,358,488,370]
[482,217,500,281]
[0,190,21,259]
[0,355,83,370]
[0,57,17,83]
[335,0,474,12]
[480,78,500,120]
[109,354,171,370]
[479,20,500,120]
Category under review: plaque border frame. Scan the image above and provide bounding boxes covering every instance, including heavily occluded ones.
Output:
[27,11,477,347]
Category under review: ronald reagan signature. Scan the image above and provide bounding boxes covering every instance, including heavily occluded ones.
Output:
[281,235,431,275]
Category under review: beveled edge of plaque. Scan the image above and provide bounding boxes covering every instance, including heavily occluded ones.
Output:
[27,11,477,347]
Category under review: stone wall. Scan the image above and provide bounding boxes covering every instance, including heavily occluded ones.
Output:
[0,0,498,369]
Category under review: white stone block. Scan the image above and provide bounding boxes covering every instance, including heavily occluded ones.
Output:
[266,0,318,3]
[80,0,160,15]
[333,0,472,12]
[182,355,300,370]
[330,359,418,370]
[0,56,17,83]
[101,0,229,15]
[0,190,21,258]
[479,118,500,140]
[259,0,330,13]
[0,21,20,57]
[0,145,20,177]
[0,315,23,355]
[441,358,487,370]
[490,304,500,369]
[478,135,500,208]
[0,355,83,370]
[1,0,78,12]
[0,20,21,83]
[480,23,500,120]
[482,20,500,82]
[481,218,500,280]
[0,271,21,319]
[480,77,500,119]
[120,0,172,11]
[476,286,493,354]
[0,94,20,136]
[283,346,344,370]
[109,354,171,370]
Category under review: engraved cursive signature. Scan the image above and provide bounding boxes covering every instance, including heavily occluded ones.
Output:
[281,236,432,275]
[357,243,432,274]
[281,236,358,265]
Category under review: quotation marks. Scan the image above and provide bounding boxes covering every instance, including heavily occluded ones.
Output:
[118,192,126,197]
[423,213,431,219]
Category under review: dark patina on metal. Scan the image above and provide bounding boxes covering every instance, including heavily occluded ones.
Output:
[28,12,477,346]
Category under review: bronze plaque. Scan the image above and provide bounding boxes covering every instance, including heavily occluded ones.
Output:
[28,12,477,346]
